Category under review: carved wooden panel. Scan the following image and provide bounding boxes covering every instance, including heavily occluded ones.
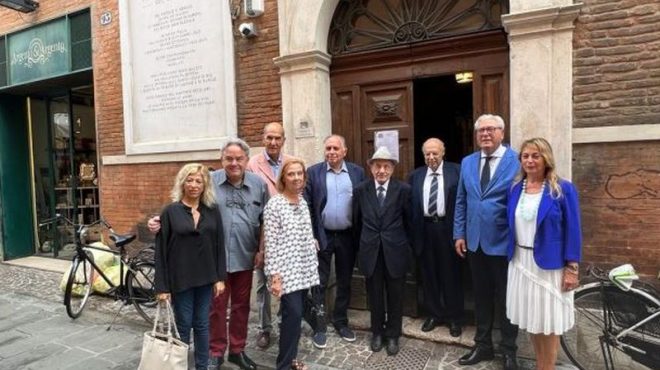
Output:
[329,0,508,55]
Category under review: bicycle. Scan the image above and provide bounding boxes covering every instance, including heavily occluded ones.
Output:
[560,265,660,370]
[39,214,158,324]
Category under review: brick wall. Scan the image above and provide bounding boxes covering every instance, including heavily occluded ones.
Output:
[572,143,660,278]
[573,0,660,127]
[0,1,90,31]
[233,0,282,144]
[573,1,660,278]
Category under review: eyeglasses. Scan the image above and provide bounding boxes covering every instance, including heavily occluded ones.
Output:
[476,126,501,134]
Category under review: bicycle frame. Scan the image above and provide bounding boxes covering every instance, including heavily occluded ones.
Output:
[75,244,122,295]
[578,281,660,370]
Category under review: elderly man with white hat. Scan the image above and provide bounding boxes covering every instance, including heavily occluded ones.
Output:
[352,146,413,356]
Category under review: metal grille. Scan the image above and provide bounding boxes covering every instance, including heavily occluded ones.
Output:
[365,347,431,370]
[328,0,509,55]
[69,10,92,70]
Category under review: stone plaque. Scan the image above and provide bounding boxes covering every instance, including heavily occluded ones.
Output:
[119,0,237,154]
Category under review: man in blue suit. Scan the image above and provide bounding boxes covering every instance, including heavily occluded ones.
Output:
[408,138,463,337]
[304,135,366,349]
[454,114,521,370]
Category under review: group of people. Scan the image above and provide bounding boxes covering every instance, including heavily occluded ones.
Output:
[151,114,582,370]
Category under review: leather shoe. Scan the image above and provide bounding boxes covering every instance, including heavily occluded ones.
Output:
[449,322,462,337]
[256,331,270,349]
[370,334,383,352]
[207,356,223,370]
[421,317,440,332]
[386,337,399,356]
[458,346,494,366]
[228,351,257,370]
[503,353,519,370]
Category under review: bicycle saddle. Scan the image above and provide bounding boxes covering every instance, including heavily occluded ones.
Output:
[110,233,136,247]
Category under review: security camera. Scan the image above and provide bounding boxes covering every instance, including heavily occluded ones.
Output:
[238,22,257,38]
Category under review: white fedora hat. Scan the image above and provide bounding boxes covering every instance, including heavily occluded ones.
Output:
[368,146,398,165]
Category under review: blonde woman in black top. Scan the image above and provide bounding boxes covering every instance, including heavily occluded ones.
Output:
[155,163,226,370]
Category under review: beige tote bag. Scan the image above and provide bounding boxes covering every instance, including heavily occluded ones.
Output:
[138,300,189,370]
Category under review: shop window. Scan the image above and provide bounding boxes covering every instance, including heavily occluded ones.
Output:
[70,10,92,71]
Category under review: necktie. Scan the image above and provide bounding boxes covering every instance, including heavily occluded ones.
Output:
[481,156,492,193]
[377,186,385,207]
[428,173,439,215]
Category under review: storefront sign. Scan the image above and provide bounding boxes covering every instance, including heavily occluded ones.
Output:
[8,18,70,85]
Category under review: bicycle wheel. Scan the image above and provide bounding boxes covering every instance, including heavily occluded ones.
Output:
[127,261,157,324]
[561,283,660,370]
[64,253,94,319]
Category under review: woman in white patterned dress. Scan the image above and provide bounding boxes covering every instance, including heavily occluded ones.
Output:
[264,158,319,370]
[505,138,582,370]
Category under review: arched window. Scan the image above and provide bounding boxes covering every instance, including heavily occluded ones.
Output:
[328,0,508,55]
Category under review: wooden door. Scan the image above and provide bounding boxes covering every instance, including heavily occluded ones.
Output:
[332,81,415,180]
[330,31,509,317]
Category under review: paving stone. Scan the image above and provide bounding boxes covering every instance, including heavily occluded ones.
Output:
[0,342,68,370]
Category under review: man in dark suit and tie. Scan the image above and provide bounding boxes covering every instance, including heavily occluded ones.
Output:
[304,134,366,348]
[454,114,521,370]
[353,146,412,357]
[408,138,463,337]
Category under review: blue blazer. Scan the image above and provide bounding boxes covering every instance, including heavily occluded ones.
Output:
[304,161,366,251]
[453,147,520,256]
[507,179,582,269]
[408,162,460,256]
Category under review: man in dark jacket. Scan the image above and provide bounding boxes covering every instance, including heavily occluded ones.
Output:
[353,146,412,357]
[304,134,365,349]
[408,138,463,337]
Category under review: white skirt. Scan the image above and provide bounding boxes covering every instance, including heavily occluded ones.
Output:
[506,247,574,335]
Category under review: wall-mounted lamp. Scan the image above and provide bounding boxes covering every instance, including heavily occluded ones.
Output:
[0,0,39,13]
[455,72,473,84]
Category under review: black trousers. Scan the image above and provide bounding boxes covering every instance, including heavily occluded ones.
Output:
[311,229,356,332]
[276,289,305,370]
[420,218,464,322]
[366,246,404,338]
[467,247,518,354]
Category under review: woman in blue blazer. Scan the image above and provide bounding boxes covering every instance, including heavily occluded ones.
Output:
[505,138,582,370]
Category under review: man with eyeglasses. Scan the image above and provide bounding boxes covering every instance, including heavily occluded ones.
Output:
[304,134,365,349]
[246,122,292,349]
[148,139,269,370]
[454,114,520,370]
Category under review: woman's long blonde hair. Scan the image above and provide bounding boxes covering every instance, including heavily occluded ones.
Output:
[515,138,563,198]
[171,163,216,207]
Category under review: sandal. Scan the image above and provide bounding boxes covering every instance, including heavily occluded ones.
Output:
[291,359,309,370]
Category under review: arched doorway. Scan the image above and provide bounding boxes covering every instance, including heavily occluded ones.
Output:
[328,0,510,315]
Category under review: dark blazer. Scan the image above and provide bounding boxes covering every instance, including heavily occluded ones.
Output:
[304,161,366,251]
[408,161,460,256]
[507,179,582,269]
[353,179,412,279]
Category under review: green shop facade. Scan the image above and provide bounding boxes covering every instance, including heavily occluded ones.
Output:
[0,9,98,261]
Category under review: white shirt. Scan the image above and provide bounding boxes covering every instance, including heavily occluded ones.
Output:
[480,144,507,179]
[423,165,445,216]
[515,192,542,247]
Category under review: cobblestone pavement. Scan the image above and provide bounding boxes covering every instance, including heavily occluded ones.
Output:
[0,263,578,369]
